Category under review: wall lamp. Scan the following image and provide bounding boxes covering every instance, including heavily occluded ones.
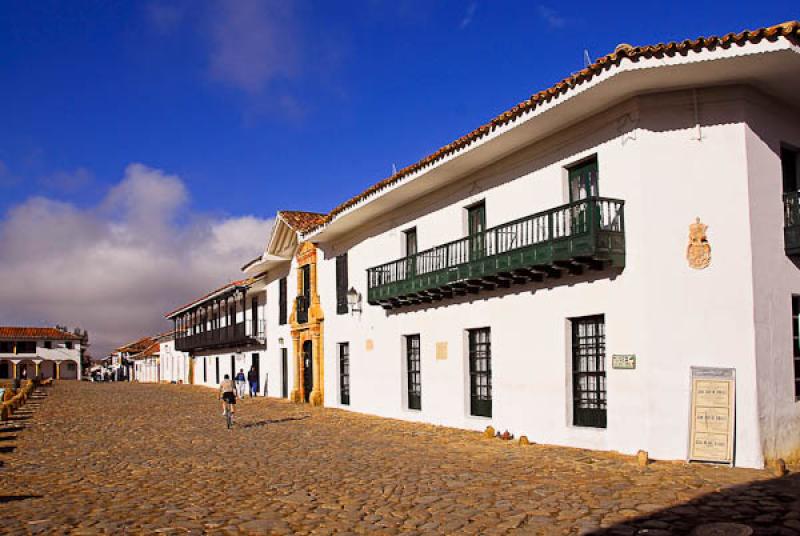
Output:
[347,287,363,315]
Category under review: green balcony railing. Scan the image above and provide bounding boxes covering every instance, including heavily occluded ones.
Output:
[367,197,625,307]
[785,191,800,256]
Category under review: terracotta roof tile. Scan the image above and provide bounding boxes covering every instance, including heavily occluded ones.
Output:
[116,336,156,354]
[131,339,160,359]
[0,327,82,341]
[303,20,800,235]
[279,211,326,233]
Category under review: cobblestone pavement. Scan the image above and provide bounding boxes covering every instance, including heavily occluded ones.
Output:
[1,382,798,535]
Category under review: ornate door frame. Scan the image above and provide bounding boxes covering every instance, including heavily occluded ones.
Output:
[290,241,325,406]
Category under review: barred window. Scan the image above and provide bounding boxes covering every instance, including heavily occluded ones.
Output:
[571,315,606,428]
[339,343,350,405]
[468,328,491,417]
[406,335,421,410]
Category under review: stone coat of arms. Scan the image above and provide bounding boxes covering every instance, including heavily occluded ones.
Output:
[687,217,711,270]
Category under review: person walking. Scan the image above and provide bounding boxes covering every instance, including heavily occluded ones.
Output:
[235,368,246,399]
[247,365,258,398]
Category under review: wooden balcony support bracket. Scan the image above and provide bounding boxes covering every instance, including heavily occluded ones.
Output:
[484,275,511,289]
[553,260,584,276]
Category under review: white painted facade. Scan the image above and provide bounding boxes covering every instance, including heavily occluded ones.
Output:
[133,356,160,383]
[297,40,800,469]
[0,337,82,380]
[159,337,191,384]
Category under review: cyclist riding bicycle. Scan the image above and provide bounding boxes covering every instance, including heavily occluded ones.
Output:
[219,374,237,419]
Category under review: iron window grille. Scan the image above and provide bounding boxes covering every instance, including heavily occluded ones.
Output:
[571,315,607,428]
[468,328,492,418]
[339,343,350,405]
[406,335,421,410]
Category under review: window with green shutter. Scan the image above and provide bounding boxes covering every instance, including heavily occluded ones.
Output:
[336,253,348,315]
[278,277,287,325]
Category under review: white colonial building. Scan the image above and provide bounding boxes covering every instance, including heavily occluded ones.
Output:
[0,327,83,380]
[158,331,191,384]
[166,276,271,395]
[166,22,800,469]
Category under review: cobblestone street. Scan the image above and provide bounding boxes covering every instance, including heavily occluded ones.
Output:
[1,382,798,535]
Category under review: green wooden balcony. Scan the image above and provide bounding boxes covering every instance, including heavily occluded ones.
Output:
[367,197,626,309]
[785,191,800,256]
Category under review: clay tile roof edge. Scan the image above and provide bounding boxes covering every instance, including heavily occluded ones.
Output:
[0,327,83,341]
[301,20,800,237]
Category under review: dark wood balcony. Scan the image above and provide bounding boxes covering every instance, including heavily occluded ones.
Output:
[367,197,625,309]
[175,323,260,352]
[785,191,800,256]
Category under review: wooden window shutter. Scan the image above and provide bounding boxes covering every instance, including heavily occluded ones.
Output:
[336,253,349,315]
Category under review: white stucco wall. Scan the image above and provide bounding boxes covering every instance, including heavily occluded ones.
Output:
[0,340,81,380]
[312,87,769,467]
[743,91,800,466]
[159,339,191,383]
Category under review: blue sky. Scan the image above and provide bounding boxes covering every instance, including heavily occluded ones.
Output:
[0,1,797,355]
[1,1,797,218]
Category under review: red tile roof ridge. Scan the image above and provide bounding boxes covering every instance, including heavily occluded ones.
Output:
[0,326,83,340]
[115,335,156,354]
[302,20,800,236]
[278,210,327,233]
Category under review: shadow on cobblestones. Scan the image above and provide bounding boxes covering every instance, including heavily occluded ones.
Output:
[240,415,311,429]
[0,495,42,504]
[589,473,800,535]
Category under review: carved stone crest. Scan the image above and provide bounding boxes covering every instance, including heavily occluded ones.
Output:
[687,217,711,270]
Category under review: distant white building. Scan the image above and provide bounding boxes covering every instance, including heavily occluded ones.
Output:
[167,21,800,469]
[131,337,161,383]
[0,327,83,380]
[113,336,155,381]
[158,331,191,384]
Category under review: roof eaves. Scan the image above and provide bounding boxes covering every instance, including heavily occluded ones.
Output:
[301,20,800,238]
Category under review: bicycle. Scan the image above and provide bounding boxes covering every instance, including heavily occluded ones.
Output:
[223,399,233,429]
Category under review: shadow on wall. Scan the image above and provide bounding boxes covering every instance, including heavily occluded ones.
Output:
[588,472,800,535]
[385,266,624,316]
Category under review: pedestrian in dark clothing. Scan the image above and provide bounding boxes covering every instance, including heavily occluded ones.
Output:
[247,366,258,398]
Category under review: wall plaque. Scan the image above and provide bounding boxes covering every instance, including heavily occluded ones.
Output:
[436,342,448,360]
[612,354,636,369]
[689,367,735,464]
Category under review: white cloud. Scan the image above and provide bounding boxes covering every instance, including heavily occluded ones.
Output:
[460,2,477,29]
[207,0,300,94]
[537,5,566,29]
[0,163,274,358]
